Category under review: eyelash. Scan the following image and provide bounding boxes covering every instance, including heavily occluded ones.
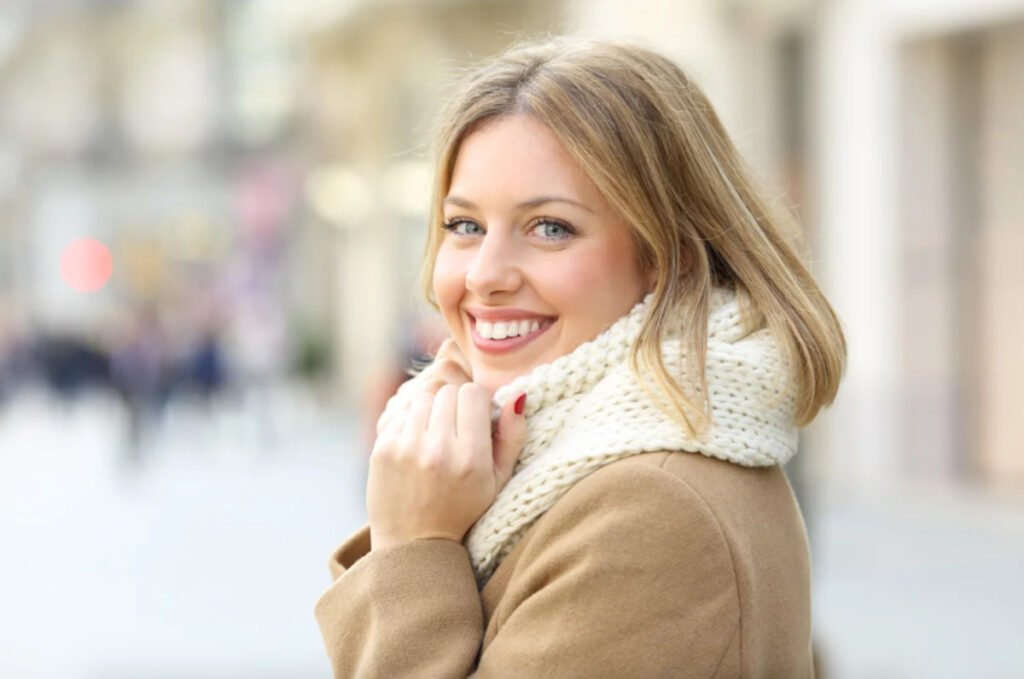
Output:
[441,217,577,242]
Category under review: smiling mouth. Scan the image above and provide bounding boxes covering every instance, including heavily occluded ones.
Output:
[468,314,556,354]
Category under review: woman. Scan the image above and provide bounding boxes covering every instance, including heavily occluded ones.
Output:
[315,37,844,678]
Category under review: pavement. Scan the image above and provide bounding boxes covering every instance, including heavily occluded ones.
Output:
[0,387,1021,678]
[0,386,364,679]
[810,482,1024,679]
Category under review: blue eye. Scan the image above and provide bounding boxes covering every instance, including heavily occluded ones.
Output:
[532,219,575,241]
[443,219,484,236]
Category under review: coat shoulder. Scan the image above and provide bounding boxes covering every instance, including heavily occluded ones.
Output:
[488,451,745,611]
[601,451,806,523]
[480,451,746,678]
[514,451,746,560]
[550,450,806,538]
[486,451,815,678]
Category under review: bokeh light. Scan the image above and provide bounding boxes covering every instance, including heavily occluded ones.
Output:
[60,237,113,292]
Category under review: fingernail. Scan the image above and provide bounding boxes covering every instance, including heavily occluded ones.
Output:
[514,393,527,415]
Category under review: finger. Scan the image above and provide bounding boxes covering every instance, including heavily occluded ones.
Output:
[398,366,466,396]
[376,408,396,435]
[435,338,472,376]
[492,392,528,489]
[456,383,492,444]
[428,384,459,436]
[401,390,433,441]
[397,374,439,395]
[428,360,471,387]
[377,393,410,434]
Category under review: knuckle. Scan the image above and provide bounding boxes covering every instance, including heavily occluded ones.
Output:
[452,457,481,479]
[377,403,403,427]
[435,342,468,366]
[369,434,396,462]
[417,451,444,471]
[411,390,434,407]
[427,355,451,371]
[377,410,397,429]
[436,338,456,355]
[422,433,448,458]
[395,431,419,456]
[436,383,459,399]
[402,371,442,394]
[421,378,445,395]
[385,392,408,410]
[459,382,487,399]
[439,370,468,388]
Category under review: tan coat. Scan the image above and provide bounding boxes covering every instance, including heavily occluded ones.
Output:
[314,451,815,678]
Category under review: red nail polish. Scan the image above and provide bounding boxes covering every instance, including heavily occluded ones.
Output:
[514,393,527,415]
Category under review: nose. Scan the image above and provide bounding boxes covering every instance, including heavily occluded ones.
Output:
[464,228,522,298]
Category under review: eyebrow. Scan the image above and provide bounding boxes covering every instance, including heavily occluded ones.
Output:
[442,194,594,214]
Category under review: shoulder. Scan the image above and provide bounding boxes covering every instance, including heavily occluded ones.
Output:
[498,450,804,588]
[570,450,805,536]
[504,452,740,585]
[482,452,746,674]
[541,451,725,531]
[534,450,786,534]
[483,453,813,677]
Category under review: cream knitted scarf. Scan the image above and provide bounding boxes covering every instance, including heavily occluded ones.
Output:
[464,286,798,585]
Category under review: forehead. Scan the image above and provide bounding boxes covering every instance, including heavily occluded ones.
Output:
[447,114,602,207]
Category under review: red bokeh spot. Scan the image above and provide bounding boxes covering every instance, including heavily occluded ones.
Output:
[60,238,113,292]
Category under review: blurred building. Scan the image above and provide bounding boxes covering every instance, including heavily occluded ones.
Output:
[1,0,1021,491]
[0,0,334,398]
[805,0,1024,492]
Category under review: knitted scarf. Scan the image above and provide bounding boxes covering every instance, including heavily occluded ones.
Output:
[464,286,798,585]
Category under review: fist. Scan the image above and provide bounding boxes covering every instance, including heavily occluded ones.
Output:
[375,338,473,437]
[367,340,527,550]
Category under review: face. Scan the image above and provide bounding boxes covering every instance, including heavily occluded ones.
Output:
[433,114,654,393]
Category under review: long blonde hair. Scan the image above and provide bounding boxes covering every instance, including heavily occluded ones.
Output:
[420,36,845,432]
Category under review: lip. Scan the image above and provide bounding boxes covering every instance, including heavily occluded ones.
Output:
[464,306,557,322]
[465,310,556,355]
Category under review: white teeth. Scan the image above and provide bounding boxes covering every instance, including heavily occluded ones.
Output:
[476,317,547,340]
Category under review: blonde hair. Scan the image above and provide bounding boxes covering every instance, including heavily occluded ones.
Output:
[420,36,845,432]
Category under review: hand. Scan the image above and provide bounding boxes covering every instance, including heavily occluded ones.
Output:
[367,341,527,550]
[374,339,473,437]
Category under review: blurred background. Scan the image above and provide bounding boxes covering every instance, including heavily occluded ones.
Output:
[0,0,1021,677]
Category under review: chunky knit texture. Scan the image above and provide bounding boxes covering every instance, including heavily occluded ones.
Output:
[465,286,798,585]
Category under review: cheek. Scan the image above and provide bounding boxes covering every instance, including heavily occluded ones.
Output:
[432,248,466,319]
[554,246,638,301]
[537,259,612,342]
[541,259,598,304]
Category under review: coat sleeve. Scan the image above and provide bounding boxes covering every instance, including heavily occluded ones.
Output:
[314,458,741,678]
[313,527,484,678]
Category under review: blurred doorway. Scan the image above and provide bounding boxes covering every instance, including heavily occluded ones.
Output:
[899,20,1024,486]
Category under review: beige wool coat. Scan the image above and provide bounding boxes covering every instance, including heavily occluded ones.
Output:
[314,450,815,678]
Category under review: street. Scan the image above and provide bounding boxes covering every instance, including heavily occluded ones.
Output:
[1,389,1021,678]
